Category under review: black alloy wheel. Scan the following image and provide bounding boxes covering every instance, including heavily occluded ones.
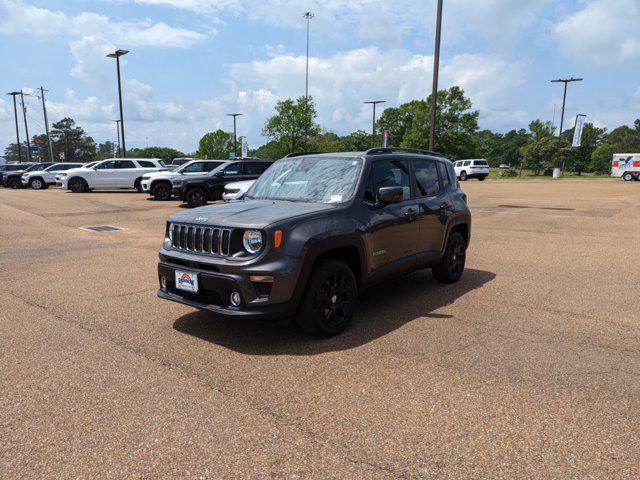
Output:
[152,182,172,200]
[298,260,357,337]
[186,188,208,208]
[460,171,468,181]
[69,177,88,193]
[432,231,466,284]
[8,177,22,189]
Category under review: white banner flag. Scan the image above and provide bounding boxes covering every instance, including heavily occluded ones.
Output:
[241,137,248,158]
[572,114,587,148]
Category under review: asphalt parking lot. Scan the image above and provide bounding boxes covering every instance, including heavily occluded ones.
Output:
[1,180,639,478]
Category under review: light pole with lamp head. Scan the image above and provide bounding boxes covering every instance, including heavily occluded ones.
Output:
[364,100,386,147]
[107,49,129,157]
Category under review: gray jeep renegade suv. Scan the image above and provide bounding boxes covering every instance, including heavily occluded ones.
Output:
[157,148,471,337]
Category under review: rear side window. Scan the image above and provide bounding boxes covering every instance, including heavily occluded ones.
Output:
[473,160,488,166]
[463,161,471,167]
[413,160,440,197]
[243,162,270,175]
[202,162,221,172]
[437,162,451,190]
[371,159,411,201]
[116,160,136,169]
[183,162,205,173]
[137,160,156,168]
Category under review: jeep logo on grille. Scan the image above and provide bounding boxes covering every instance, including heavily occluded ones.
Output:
[194,217,209,222]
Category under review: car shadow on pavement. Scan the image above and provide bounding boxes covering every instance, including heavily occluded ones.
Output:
[172,268,495,355]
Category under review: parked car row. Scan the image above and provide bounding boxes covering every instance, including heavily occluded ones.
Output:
[1,157,271,208]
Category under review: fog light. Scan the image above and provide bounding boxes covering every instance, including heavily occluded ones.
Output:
[230,291,241,307]
[160,276,167,290]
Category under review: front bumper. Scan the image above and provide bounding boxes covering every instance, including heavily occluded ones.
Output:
[156,250,301,319]
[141,180,151,192]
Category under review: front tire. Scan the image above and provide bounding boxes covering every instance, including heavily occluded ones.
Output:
[297,260,357,337]
[185,188,208,208]
[134,178,144,192]
[478,176,486,181]
[8,177,22,189]
[68,177,89,193]
[152,182,172,200]
[29,177,46,190]
[459,171,468,181]
[623,172,634,181]
[432,231,466,284]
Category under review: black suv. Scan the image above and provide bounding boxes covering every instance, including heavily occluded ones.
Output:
[176,159,272,208]
[157,148,471,337]
[1,163,53,188]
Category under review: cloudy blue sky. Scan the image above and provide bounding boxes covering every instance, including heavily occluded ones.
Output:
[0,0,638,155]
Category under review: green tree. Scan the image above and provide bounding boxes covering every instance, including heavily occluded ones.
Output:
[528,119,556,140]
[376,86,479,159]
[129,146,186,163]
[3,142,27,163]
[96,141,116,160]
[252,139,289,160]
[50,117,96,162]
[561,123,607,174]
[590,143,617,174]
[196,130,233,159]
[262,96,321,154]
[339,130,372,152]
[522,136,557,175]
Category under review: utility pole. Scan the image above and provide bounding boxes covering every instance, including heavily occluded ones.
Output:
[39,87,55,163]
[113,120,121,157]
[364,101,386,147]
[551,77,583,172]
[6,92,22,162]
[303,11,314,99]
[19,90,32,162]
[428,0,444,151]
[107,49,129,157]
[227,113,242,158]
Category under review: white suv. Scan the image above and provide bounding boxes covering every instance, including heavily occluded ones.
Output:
[141,159,226,200]
[22,163,84,189]
[61,158,165,193]
[56,161,98,186]
[453,159,489,181]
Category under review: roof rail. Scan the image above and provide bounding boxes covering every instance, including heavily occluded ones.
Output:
[364,147,443,157]
[284,151,324,158]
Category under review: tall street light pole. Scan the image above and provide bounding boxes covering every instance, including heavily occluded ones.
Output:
[113,120,121,157]
[227,113,242,158]
[364,100,386,147]
[6,92,22,162]
[39,87,55,163]
[107,49,129,157]
[19,90,32,162]
[303,11,314,99]
[551,77,583,171]
[428,0,444,151]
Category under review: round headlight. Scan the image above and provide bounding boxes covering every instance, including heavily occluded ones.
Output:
[242,230,263,254]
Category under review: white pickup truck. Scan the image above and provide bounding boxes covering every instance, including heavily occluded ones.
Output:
[611,154,640,181]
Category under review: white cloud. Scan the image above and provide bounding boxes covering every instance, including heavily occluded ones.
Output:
[554,0,640,66]
[0,0,206,48]
[0,99,9,121]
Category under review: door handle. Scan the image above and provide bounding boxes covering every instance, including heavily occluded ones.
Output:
[404,209,418,220]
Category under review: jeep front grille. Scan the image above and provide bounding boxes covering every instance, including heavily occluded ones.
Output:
[169,223,232,256]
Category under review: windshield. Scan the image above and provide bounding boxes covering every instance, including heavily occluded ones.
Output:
[247,156,362,204]
[44,164,60,171]
[26,164,44,172]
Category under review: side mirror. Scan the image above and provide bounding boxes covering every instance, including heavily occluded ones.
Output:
[214,171,224,178]
[377,186,404,204]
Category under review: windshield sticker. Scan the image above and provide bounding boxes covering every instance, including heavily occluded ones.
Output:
[330,195,343,203]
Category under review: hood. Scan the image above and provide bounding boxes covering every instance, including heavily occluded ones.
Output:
[169,199,339,229]
[144,170,176,179]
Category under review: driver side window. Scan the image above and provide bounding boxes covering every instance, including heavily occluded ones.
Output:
[371,159,411,201]
[96,161,117,170]
[223,163,241,176]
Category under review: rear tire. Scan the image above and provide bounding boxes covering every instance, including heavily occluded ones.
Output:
[432,231,466,284]
[185,188,208,208]
[152,182,172,200]
[460,171,468,181]
[134,178,144,192]
[8,177,22,189]
[29,177,46,190]
[297,260,357,337]
[623,172,634,181]
[69,177,89,193]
